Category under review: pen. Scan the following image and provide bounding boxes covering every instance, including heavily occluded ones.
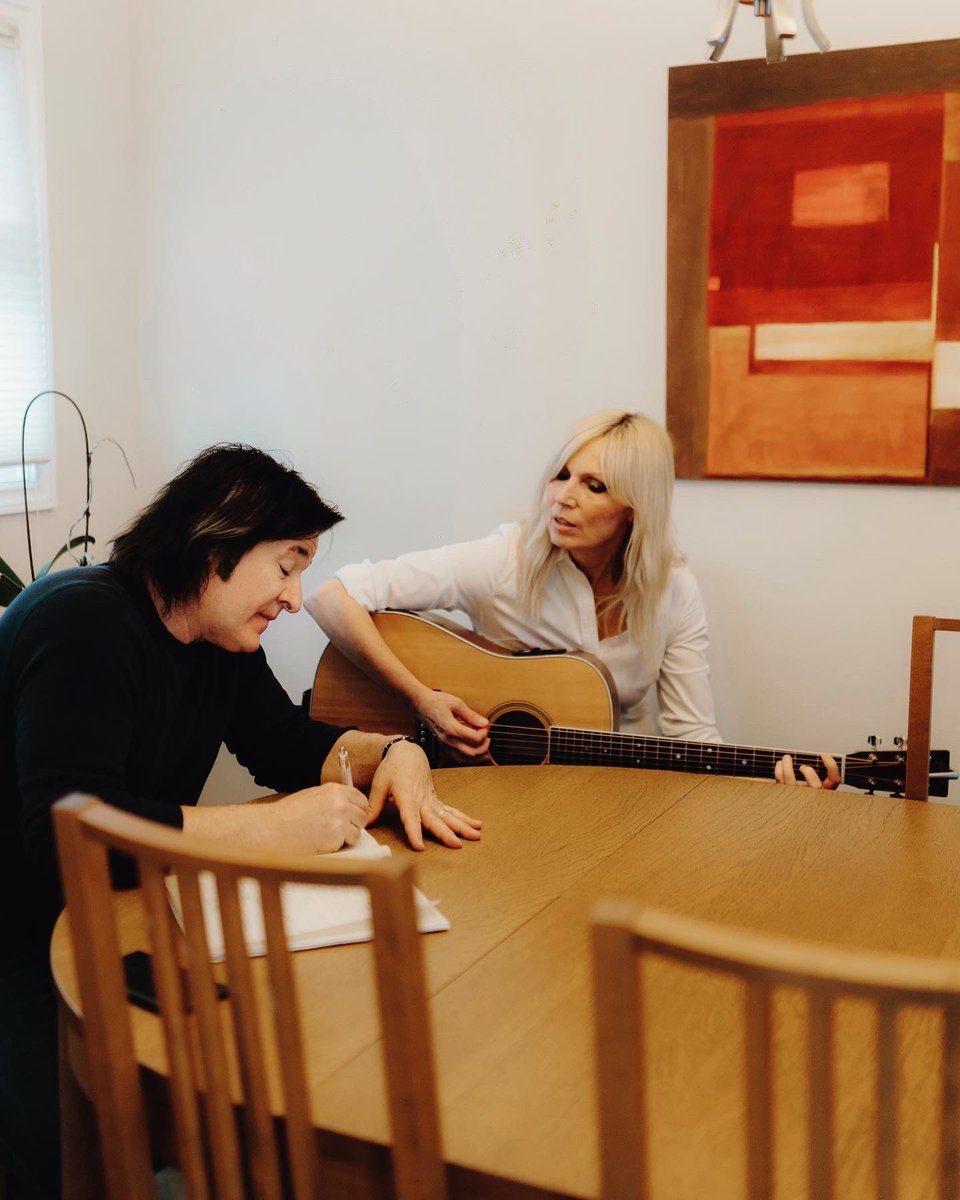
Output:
[338,745,353,788]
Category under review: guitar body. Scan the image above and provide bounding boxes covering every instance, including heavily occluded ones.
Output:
[310,611,617,761]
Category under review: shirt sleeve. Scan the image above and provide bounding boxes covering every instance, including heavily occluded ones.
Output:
[655,570,722,743]
[223,649,349,791]
[333,526,512,617]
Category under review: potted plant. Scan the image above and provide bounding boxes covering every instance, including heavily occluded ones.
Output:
[0,538,96,608]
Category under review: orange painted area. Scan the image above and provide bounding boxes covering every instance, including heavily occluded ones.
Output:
[938,162,960,339]
[791,162,890,228]
[706,327,929,479]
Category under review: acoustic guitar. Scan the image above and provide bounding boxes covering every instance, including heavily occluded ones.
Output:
[309,611,954,797]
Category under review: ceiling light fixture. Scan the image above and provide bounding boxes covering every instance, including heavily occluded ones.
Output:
[707,0,831,64]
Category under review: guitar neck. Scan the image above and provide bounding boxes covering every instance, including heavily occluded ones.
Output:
[548,727,841,781]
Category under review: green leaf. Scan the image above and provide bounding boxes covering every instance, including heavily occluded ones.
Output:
[0,572,23,607]
[36,535,96,579]
[0,553,24,590]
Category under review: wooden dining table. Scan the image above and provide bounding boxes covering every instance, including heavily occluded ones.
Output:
[51,766,960,1199]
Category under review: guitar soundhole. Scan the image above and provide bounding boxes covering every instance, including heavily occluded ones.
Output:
[488,707,549,766]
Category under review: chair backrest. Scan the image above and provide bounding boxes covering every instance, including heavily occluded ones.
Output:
[906,615,960,800]
[53,794,446,1200]
[592,901,960,1200]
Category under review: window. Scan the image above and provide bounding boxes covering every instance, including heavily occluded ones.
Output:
[0,0,53,514]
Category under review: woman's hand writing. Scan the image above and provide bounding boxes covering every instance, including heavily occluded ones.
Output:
[182,783,369,855]
[273,784,370,852]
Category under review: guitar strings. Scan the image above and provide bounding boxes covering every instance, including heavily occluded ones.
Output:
[482,720,841,758]
[435,720,851,770]
[420,720,909,784]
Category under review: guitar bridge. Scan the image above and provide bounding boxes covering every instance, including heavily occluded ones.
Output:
[511,647,566,657]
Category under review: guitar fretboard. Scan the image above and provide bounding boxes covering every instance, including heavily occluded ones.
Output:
[548,726,840,781]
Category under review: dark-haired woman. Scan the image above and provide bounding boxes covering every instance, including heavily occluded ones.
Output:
[0,443,480,1199]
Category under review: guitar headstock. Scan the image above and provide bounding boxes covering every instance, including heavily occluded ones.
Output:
[844,747,954,797]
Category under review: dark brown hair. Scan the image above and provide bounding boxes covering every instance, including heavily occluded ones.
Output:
[110,444,342,610]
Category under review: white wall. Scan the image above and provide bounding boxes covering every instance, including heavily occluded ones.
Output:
[0,0,141,585]
[49,1,960,800]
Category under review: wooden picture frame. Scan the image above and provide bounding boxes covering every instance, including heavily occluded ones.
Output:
[667,38,960,485]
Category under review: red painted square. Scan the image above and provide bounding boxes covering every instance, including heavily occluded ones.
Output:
[709,95,943,324]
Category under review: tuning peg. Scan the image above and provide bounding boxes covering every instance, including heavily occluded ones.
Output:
[867,735,881,750]
[893,736,905,749]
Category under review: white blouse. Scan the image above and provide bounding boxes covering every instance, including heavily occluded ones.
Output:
[330,523,720,742]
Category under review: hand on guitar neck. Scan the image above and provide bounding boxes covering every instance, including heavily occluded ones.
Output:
[774,753,840,790]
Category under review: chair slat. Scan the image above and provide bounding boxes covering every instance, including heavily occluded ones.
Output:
[139,862,211,1200]
[53,801,155,1200]
[940,998,960,1200]
[260,877,321,1200]
[177,867,247,1200]
[744,977,773,1200]
[807,987,833,1200]
[592,903,647,1200]
[368,867,446,1200]
[218,875,284,1200]
[876,997,897,1200]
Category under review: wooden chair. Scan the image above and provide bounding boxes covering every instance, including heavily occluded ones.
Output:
[905,615,960,800]
[592,902,960,1200]
[53,794,446,1200]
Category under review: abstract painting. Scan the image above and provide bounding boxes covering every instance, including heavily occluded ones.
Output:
[667,39,960,484]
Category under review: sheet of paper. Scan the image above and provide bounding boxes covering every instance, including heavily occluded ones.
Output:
[166,829,449,960]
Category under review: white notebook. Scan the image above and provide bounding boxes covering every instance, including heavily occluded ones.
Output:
[166,830,449,960]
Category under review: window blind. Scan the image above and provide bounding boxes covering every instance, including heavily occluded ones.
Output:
[0,14,51,467]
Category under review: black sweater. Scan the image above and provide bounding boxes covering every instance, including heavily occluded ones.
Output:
[0,565,345,960]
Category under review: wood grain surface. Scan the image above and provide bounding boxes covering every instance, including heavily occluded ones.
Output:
[53,768,960,1199]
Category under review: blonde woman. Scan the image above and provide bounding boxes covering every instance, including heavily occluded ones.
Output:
[307,410,723,758]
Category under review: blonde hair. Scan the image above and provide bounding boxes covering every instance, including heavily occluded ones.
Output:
[516,411,678,655]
